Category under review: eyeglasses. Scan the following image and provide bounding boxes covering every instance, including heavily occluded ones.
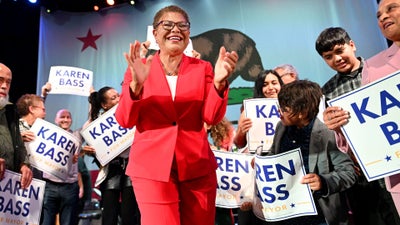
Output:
[32,106,46,112]
[279,73,291,78]
[155,20,190,31]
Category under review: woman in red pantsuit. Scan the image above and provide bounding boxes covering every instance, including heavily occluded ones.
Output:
[115,5,238,225]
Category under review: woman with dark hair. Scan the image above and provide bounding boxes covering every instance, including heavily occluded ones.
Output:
[233,69,283,225]
[82,86,140,225]
[253,69,284,98]
[234,69,284,149]
[115,4,238,225]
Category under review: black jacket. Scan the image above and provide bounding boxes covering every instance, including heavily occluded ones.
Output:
[5,103,29,172]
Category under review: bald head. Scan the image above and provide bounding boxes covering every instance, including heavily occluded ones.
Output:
[55,109,73,131]
[0,63,12,76]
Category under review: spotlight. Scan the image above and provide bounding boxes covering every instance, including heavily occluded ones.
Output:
[28,0,37,3]
[106,0,114,6]
[129,0,135,5]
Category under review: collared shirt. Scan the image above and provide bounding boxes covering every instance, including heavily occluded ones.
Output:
[280,119,314,172]
[279,119,326,225]
[19,118,31,132]
[322,57,363,102]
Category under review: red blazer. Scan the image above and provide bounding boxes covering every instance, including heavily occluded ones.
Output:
[116,53,228,182]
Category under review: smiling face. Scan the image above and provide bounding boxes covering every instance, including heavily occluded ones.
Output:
[153,11,190,56]
[377,0,400,44]
[321,42,360,74]
[55,109,72,131]
[262,73,282,98]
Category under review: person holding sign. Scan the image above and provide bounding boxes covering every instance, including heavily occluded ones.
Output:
[360,0,400,217]
[17,94,47,142]
[208,117,236,225]
[363,0,400,217]
[234,69,284,150]
[268,80,356,225]
[17,94,48,181]
[327,0,400,218]
[34,109,80,225]
[82,86,140,225]
[0,62,32,188]
[17,82,51,144]
[233,69,283,225]
[316,27,400,225]
[115,5,238,225]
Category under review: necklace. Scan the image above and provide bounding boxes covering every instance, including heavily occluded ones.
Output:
[161,60,181,76]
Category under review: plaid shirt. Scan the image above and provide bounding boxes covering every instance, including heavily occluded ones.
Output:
[322,57,363,102]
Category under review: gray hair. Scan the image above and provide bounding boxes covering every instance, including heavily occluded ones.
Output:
[274,64,298,79]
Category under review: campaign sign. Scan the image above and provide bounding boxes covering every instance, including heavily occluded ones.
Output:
[25,118,80,180]
[328,70,400,181]
[253,148,316,221]
[214,150,255,208]
[0,170,45,225]
[48,65,93,96]
[80,104,135,166]
[243,98,280,153]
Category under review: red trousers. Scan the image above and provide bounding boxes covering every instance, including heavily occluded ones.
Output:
[131,170,217,225]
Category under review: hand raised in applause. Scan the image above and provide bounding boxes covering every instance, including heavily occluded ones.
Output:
[124,41,154,97]
[213,46,239,92]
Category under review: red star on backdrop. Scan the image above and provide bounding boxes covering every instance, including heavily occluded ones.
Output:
[77,29,102,52]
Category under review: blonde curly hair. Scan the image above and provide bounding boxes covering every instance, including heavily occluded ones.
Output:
[210,117,234,150]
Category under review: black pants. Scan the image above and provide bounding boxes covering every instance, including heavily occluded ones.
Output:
[347,177,400,225]
[101,187,140,225]
[100,158,140,225]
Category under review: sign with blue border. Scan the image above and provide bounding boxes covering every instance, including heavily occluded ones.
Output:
[328,70,400,181]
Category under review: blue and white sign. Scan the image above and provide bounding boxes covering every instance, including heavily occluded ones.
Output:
[253,148,316,221]
[26,119,81,180]
[48,65,93,96]
[80,104,135,166]
[244,98,280,153]
[0,170,46,225]
[214,150,255,208]
[328,70,400,181]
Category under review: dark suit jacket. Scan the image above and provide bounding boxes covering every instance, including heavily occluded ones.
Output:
[269,119,356,225]
[5,103,29,172]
